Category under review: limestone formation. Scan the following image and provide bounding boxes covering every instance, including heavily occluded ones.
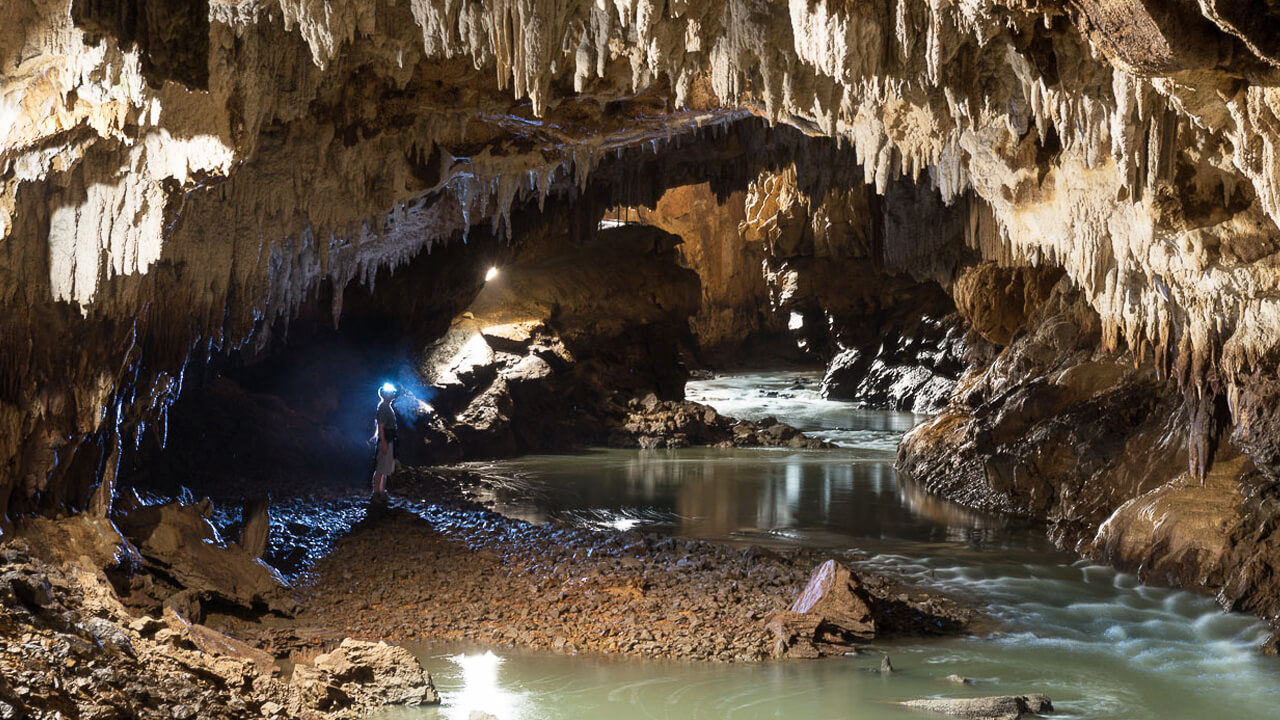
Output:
[11,0,1280,645]
[0,543,438,720]
[901,694,1053,720]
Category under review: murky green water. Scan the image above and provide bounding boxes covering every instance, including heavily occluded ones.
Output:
[379,371,1280,720]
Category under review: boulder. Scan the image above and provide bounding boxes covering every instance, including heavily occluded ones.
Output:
[764,611,824,658]
[114,499,287,615]
[82,617,135,657]
[452,379,518,457]
[821,349,873,398]
[790,559,876,637]
[766,559,876,657]
[615,397,829,450]
[312,639,440,707]
[901,694,1053,720]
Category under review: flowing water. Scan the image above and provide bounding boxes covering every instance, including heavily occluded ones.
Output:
[378,371,1280,720]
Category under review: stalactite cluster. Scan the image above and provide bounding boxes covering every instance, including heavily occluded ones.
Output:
[5,0,1280,517]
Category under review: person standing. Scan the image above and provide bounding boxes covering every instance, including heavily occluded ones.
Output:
[372,383,398,500]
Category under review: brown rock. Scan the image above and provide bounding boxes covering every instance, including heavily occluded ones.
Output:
[312,639,440,707]
[115,500,287,614]
[790,559,876,639]
[765,559,877,657]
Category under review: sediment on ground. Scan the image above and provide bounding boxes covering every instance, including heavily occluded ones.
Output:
[287,468,971,663]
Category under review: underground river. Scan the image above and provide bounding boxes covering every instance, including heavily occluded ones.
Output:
[379,371,1280,720]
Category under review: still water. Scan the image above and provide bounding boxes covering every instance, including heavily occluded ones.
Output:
[380,371,1280,720]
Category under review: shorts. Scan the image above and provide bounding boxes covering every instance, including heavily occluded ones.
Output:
[375,445,395,475]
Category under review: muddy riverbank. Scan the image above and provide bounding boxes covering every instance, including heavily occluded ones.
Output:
[278,467,973,664]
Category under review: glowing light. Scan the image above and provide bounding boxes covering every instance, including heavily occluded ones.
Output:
[485,266,500,282]
[788,312,805,331]
[381,381,397,394]
[445,652,523,719]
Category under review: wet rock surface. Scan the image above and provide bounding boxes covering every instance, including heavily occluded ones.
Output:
[898,281,1189,530]
[895,278,1280,626]
[291,469,971,663]
[901,694,1053,720]
[821,314,979,413]
[610,393,829,450]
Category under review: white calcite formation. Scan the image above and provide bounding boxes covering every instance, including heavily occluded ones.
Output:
[4,1,1280,522]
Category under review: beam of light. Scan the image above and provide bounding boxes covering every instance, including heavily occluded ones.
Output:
[444,651,523,720]
[485,266,500,282]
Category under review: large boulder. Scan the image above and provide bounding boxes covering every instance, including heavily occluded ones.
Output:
[766,559,876,657]
[113,496,288,616]
[310,639,439,707]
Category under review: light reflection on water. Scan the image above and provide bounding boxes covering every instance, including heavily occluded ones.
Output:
[467,447,1017,552]
[380,371,1280,720]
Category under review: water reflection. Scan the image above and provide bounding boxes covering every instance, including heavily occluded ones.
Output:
[472,447,1008,551]
[442,652,523,720]
[895,471,1013,537]
[388,372,1280,720]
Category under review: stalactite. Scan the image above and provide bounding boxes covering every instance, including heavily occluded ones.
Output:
[6,0,1280,503]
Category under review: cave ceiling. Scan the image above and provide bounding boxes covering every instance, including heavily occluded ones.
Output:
[6,0,1280,511]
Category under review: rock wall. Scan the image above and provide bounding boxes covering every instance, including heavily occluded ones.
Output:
[622,184,784,360]
[410,223,700,461]
[8,0,1280,619]
[894,277,1280,619]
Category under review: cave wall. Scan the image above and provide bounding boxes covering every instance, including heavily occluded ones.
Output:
[621,184,782,360]
[7,0,1280,540]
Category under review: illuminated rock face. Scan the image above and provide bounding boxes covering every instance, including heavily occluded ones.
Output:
[6,0,1280,610]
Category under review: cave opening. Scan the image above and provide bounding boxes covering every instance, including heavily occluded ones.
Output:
[115,117,991,517]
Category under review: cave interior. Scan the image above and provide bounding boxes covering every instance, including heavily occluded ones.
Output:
[8,0,1280,715]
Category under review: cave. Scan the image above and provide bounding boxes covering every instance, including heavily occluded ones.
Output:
[6,0,1280,717]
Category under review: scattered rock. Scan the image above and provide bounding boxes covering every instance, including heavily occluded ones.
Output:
[945,674,976,685]
[301,502,971,663]
[613,397,829,450]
